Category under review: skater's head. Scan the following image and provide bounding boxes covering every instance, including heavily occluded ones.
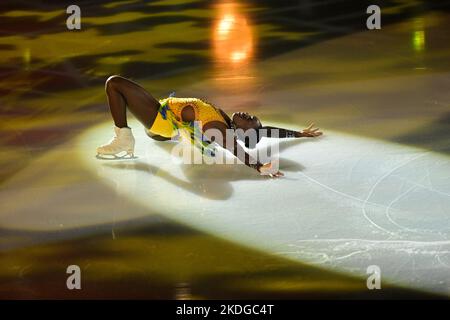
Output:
[232,112,262,131]
[232,112,262,149]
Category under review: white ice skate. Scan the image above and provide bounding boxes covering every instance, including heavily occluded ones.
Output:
[96,126,135,159]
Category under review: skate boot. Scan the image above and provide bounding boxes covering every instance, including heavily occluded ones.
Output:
[96,126,135,159]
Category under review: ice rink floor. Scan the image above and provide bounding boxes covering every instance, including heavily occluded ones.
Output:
[1,1,449,298]
[3,120,449,296]
[83,120,450,295]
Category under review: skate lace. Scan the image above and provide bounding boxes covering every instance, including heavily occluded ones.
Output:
[104,134,121,148]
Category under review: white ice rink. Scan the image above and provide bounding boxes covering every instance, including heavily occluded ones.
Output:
[75,121,449,295]
[1,120,448,296]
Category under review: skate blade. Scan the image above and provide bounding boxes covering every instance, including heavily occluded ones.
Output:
[96,151,136,160]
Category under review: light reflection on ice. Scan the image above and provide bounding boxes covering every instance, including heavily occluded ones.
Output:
[76,121,450,295]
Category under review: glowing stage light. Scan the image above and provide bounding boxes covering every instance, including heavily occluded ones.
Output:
[412,18,426,53]
[230,51,247,62]
[211,2,256,95]
[217,15,235,35]
[212,2,254,66]
[413,30,425,53]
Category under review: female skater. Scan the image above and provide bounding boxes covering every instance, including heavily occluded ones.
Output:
[96,75,322,177]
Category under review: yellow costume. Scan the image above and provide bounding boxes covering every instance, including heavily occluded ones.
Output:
[148,97,227,138]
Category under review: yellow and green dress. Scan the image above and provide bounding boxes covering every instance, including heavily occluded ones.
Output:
[147,96,228,155]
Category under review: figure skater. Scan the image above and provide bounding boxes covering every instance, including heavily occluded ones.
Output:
[96,75,322,177]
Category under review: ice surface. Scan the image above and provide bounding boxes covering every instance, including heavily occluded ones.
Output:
[0,119,448,295]
[1,119,448,294]
[76,121,450,295]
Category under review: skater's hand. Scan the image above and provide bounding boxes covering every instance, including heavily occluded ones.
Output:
[258,162,284,178]
[300,123,322,137]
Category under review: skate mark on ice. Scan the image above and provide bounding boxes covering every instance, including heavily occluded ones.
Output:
[289,238,450,246]
[282,238,450,265]
[392,174,450,198]
[361,152,430,235]
[334,249,371,261]
[385,178,425,235]
[436,254,450,269]
[296,168,431,235]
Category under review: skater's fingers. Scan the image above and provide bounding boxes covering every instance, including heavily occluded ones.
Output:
[270,171,284,178]
[262,163,272,169]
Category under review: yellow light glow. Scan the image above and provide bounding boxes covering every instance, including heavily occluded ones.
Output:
[413,30,425,52]
[218,15,235,35]
[212,2,253,66]
[211,1,256,94]
[230,51,246,62]
[412,17,426,53]
[23,48,31,70]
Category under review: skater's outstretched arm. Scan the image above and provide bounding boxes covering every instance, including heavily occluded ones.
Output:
[261,123,322,138]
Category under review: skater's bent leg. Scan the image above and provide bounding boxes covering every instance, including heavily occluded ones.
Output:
[105,76,127,128]
[105,75,160,129]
